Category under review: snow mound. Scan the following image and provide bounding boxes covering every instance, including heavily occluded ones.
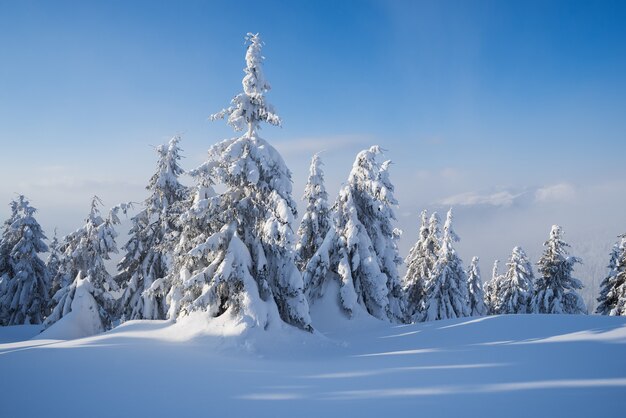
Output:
[38,276,104,340]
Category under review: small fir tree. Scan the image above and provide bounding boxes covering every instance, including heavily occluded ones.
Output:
[596,235,626,316]
[46,229,62,297]
[303,146,404,322]
[422,208,470,321]
[117,136,187,321]
[295,153,330,271]
[403,210,438,322]
[0,196,50,325]
[532,225,586,314]
[0,197,22,279]
[467,256,487,317]
[494,247,534,314]
[44,197,127,331]
[484,260,502,315]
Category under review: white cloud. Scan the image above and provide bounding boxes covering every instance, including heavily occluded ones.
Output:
[437,190,523,208]
[535,183,576,203]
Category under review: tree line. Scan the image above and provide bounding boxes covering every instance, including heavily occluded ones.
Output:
[0,33,624,333]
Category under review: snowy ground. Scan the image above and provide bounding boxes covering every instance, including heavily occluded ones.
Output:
[1,308,626,417]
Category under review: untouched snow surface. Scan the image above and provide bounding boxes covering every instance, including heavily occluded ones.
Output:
[1,310,626,417]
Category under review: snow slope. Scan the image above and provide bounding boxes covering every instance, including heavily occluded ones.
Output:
[1,312,625,418]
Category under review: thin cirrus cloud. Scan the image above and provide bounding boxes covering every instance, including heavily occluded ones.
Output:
[437,190,526,208]
[435,183,577,209]
[272,134,373,158]
[534,183,576,203]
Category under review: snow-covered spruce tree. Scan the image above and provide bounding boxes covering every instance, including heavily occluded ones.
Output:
[422,208,470,321]
[295,153,330,271]
[494,246,534,314]
[0,197,22,280]
[46,229,62,296]
[304,146,404,322]
[596,235,626,315]
[167,33,312,331]
[532,225,586,314]
[44,197,127,331]
[403,210,440,322]
[483,260,502,315]
[117,136,187,321]
[467,256,487,317]
[0,196,50,325]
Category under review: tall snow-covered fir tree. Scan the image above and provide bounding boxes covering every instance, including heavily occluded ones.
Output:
[295,153,330,271]
[484,260,502,315]
[403,210,440,322]
[596,234,626,316]
[0,196,50,325]
[493,246,534,314]
[303,146,404,322]
[422,208,470,321]
[117,136,187,321]
[167,33,312,331]
[532,225,586,314]
[466,256,487,317]
[44,197,127,332]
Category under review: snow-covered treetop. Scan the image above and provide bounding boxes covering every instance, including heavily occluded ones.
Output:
[428,212,441,241]
[348,145,382,186]
[508,246,533,275]
[242,33,270,97]
[418,210,429,242]
[541,224,581,266]
[547,225,566,248]
[146,135,186,214]
[492,260,500,281]
[301,152,328,209]
[2,195,48,258]
[346,145,400,239]
[306,153,326,192]
[440,208,460,256]
[210,33,281,137]
[469,256,480,276]
[61,196,129,279]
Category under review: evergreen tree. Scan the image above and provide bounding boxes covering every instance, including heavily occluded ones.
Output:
[422,208,470,321]
[0,197,21,278]
[295,153,330,271]
[596,235,626,315]
[484,260,502,315]
[303,146,404,322]
[168,33,312,331]
[467,256,487,317]
[532,225,586,314]
[0,196,50,325]
[495,246,534,314]
[117,136,187,321]
[46,229,62,297]
[403,210,432,322]
[44,197,127,331]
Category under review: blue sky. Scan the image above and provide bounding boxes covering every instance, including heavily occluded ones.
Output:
[1,0,625,305]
